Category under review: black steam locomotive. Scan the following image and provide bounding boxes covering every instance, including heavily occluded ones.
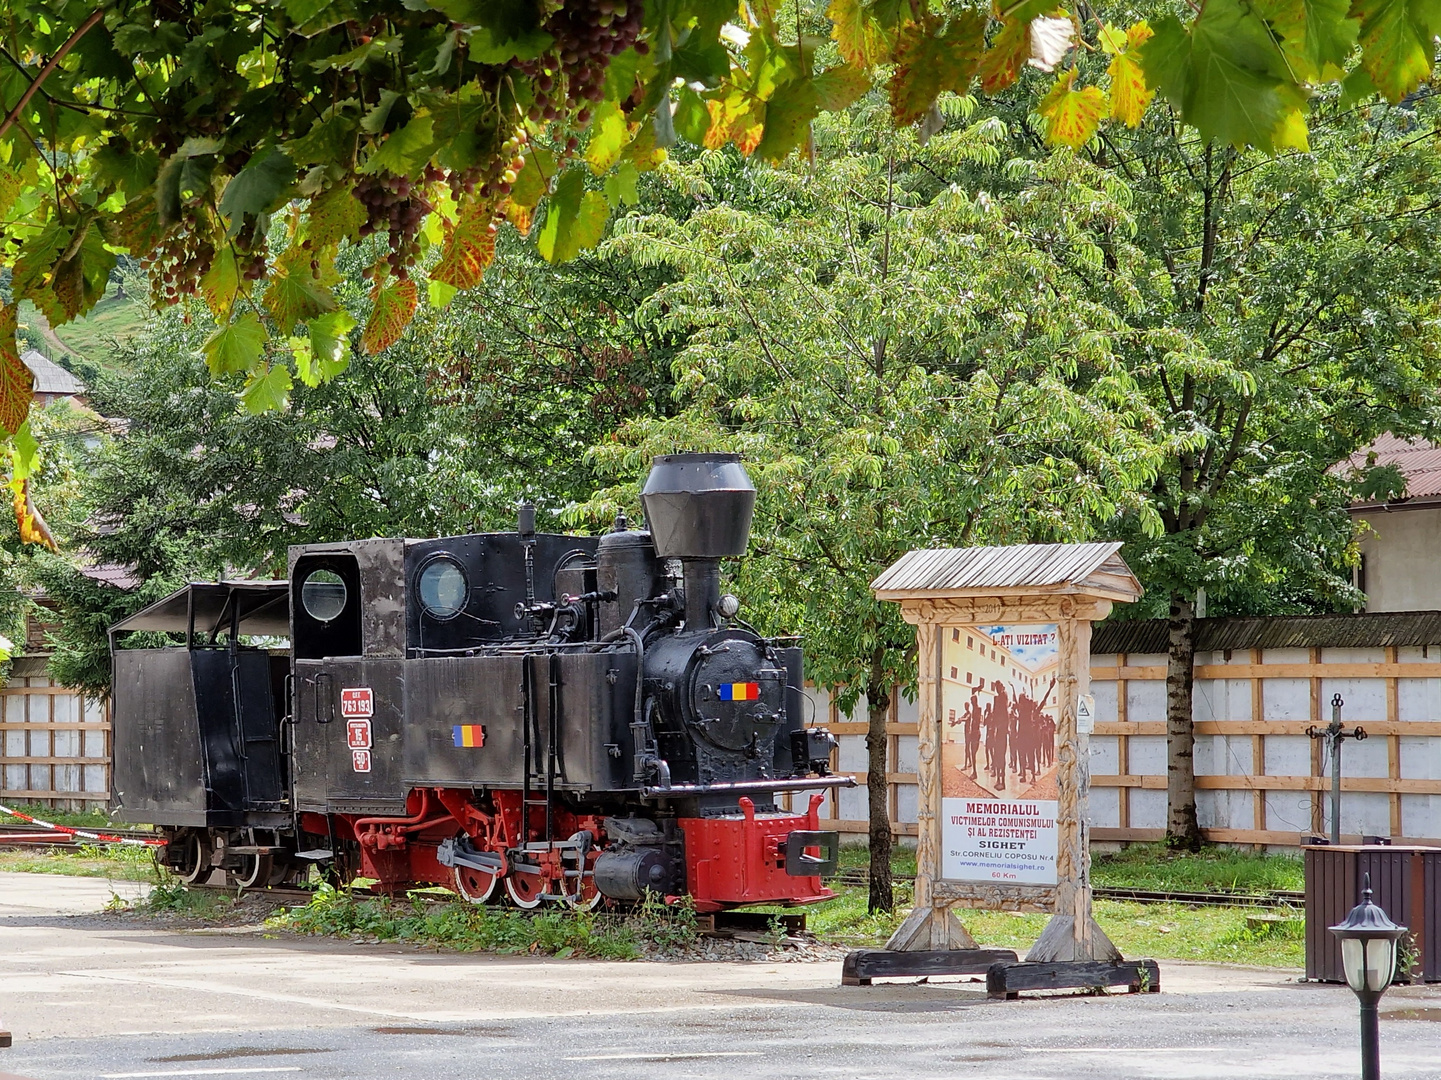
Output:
[109,454,848,909]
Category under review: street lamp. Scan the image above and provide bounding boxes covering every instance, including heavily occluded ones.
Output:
[1329,874,1407,1080]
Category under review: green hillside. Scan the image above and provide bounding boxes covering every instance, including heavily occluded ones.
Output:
[19,289,149,370]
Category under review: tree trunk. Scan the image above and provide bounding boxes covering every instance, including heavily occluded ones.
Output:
[1166,593,1202,851]
[865,677,894,913]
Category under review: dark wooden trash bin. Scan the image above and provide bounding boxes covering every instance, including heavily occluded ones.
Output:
[1304,845,1441,983]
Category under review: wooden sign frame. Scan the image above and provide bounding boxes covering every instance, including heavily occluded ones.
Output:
[873,548,1143,964]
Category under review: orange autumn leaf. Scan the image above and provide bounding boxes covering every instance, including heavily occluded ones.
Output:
[1038,69,1108,149]
[0,304,34,438]
[361,278,418,354]
[12,479,56,552]
[431,197,498,290]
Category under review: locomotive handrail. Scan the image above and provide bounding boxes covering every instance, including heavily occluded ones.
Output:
[639,775,856,799]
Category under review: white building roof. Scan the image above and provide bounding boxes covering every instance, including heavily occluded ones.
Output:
[20,349,85,396]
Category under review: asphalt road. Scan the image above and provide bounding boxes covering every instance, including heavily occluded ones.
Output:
[1,872,1439,1080]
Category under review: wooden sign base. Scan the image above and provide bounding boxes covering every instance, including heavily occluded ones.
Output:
[0,1030,10,1049]
[1024,913,1121,963]
[842,947,1018,986]
[987,958,1161,999]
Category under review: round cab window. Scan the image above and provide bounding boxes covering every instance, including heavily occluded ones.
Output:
[419,558,468,620]
[301,569,348,623]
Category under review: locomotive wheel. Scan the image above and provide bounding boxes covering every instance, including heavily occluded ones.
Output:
[504,870,546,909]
[454,863,499,904]
[175,832,211,885]
[227,853,273,890]
[560,875,602,911]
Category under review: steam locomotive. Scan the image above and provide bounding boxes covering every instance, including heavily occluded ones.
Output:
[109,454,848,910]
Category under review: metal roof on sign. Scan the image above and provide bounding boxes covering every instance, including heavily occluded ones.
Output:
[1092,610,1441,654]
[872,541,1136,597]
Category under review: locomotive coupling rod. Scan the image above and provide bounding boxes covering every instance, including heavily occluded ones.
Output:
[640,775,856,799]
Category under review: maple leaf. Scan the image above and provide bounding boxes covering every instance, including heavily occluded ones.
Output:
[1107,22,1155,127]
[0,304,34,438]
[1038,70,1108,149]
[828,0,889,66]
[12,479,56,553]
[889,13,987,127]
[432,197,498,289]
[978,19,1031,94]
[1351,0,1437,102]
[362,278,418,354]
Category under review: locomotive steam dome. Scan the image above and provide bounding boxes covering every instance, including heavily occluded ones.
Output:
[640,453,756,558]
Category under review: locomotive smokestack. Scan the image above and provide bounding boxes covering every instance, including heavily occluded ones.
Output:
[640,453,756,630]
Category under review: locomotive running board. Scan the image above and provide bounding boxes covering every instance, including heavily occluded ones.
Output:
[640,775,856,799]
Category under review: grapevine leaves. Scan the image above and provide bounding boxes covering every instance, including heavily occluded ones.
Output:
[362,278,419,354]
[218,146,297,237]
[0,305,34,439]
[889,13,986,126]
[432,198,499,289]
[538,167,609,264]
[1039,70,1108,149]
[203,311,267,376]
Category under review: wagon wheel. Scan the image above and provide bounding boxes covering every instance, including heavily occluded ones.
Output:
[454,863,499,904]
[504,869,546,909]
[175,832,211,885]
[227,853,273,890]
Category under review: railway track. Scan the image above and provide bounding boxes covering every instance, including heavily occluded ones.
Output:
[0,822,159,847]
[830,868,1303,908]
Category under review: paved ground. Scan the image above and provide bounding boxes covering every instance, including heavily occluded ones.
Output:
[1,871,1439,1079]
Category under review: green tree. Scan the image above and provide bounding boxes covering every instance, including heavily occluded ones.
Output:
[949,83,1441,847]
[575,118,1177,911]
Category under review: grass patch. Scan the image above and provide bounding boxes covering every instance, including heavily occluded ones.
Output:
[806,840,1305,967]
[123,878,242,917]
[0,842,160,882]
[266,885,700,960]
[28,291,148,366]
[1090,843,1304,894]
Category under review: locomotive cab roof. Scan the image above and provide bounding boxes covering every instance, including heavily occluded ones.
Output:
[109,580,291,641]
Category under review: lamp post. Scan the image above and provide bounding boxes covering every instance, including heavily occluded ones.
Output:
[1329,874,1407,1080]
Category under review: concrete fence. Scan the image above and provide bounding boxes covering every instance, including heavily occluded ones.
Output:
[0,659,110,810]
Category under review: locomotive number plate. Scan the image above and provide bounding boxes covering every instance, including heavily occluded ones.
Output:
[346,718,372,750]
[352,749,372,773]
[340,687,374,718]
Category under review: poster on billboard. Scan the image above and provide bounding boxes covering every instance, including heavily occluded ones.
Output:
[939,623,1060,886]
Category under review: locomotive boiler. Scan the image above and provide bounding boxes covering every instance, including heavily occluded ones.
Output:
[109,454,849,910]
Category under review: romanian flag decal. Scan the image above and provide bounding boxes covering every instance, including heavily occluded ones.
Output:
[719,682,761,701]
[453,724,486,748]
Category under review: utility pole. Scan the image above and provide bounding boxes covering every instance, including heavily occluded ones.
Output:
[1307,694,1367,844]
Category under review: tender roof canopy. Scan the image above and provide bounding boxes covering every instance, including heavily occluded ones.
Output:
[872,542,1141,602]
[110,581,290,637]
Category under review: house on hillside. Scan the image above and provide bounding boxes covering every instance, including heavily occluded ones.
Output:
[1346,434,1441,611]
[20,349,85,407]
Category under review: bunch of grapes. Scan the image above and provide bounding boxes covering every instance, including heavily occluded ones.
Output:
[353,172,434,281]
[141,227,216,305]
[518,0,645,124]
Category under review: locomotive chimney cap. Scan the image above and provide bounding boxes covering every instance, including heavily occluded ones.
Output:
[641,452,756,559]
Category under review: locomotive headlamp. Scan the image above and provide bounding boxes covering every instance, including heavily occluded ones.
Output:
[718,594,740,618]
[1330,874,1407,1080]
